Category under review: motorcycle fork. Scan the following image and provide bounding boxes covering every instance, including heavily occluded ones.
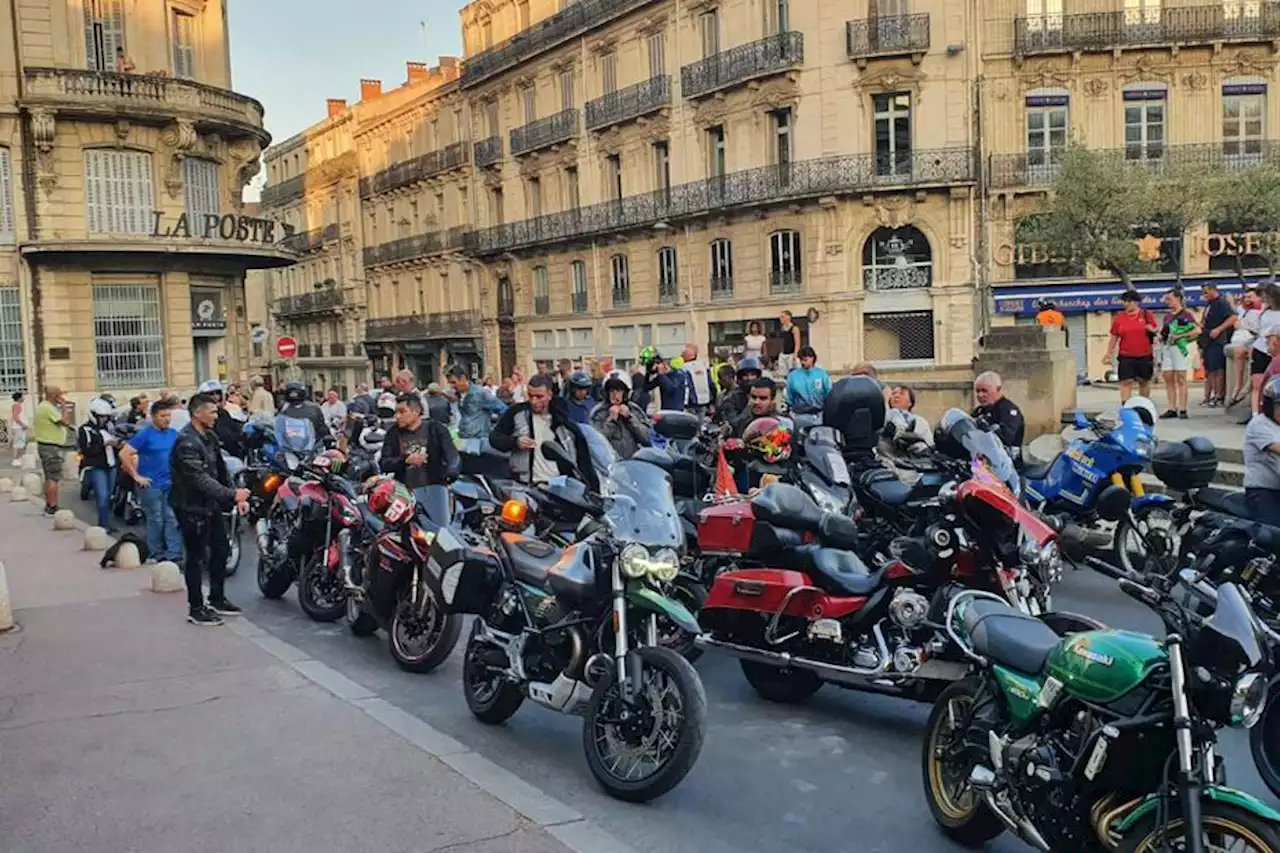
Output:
[610,561,642,703]
[1167,635,1206,853]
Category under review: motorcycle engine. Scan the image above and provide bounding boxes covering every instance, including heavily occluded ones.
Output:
[1002,720,1089,850]
[888,589,930,630]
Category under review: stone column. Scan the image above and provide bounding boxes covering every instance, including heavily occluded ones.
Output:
[973,325,1078,442]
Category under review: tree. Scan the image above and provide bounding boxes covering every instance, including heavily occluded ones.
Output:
[1204,162,1280,283]
[1145,161,1214,284]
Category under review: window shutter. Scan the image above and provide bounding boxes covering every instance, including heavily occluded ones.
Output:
[0,149,14,244]
[104,0,125,65]
[173,13,195,79]
[184,158,219,222]
[84,3,100,69]
[133,152,154,234]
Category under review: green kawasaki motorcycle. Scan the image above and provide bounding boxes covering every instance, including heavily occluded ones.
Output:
[922,574,1279,853]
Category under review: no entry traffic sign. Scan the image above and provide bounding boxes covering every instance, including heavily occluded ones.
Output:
[275,336,298,359]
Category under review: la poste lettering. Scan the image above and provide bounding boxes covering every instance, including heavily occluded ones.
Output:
[151,211,291,244]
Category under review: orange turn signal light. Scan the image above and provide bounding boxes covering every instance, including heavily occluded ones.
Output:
[500,499,529,527]
[262,473,283,495]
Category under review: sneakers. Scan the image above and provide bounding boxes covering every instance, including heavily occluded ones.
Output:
[1178,410,1189,420]
[187,607,224,627]
[208,598,242,617]
[1159,410,1178,419]
[43,504,58,517]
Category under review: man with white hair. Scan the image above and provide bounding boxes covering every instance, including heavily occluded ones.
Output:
[681,343,713,416]
[972,370,1025,466]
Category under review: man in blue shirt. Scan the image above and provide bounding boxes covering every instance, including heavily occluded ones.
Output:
[119,398,183,563]
[446,363,507,439]
[785,346,832,414]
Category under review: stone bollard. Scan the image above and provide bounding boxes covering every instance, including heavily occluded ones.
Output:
[52,509,75,531]
[10,486,27,502]
[20,472,42,495]
[83,526,112,551]
[0,477,11,493]
[150,561,184,593]
[111,542,140,569]
[0,561,12,632]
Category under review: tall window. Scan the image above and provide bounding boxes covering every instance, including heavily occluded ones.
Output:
[874,92,912,177]
[565,166,580,209]
[772,108,793,180]
[657,247,678,304]
[93,283,165,387]
[522,85,537,124]
[710,238,733,299]
[699,10,720,58]
[647,32,666,77]
[764,0,790,34]
[1123,87,1166,162]
[0,149,13,245]
[707,125,727,178]
[1026,93,1069,180]
[653,140,671,193]
[533,266,550,315]
[85,149,154,235]
[491,187,505,225]
[0,288,24,395]
[560,69,575,111]
[526,177,542,217]
[770,230,802,293]
[183,158,219,224]
[611,254,631,308]
[485,100,500,137]
[171,10,195,79]
[1124,0,1162,27]
[601,52,618,95]
[84,0,125,72]
[571,260,588,313]
[1224,82,1266,161]
[606,154,623,200]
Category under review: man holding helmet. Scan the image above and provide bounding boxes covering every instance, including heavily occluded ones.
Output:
[1245,376,1280,526]
[77,397,121,530]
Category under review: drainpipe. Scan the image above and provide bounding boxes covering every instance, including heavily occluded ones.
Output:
[11,0,43,392]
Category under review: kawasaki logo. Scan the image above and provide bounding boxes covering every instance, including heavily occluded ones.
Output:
[1073,646,1114,666]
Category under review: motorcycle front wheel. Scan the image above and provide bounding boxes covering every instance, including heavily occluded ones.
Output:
[1251,677,1280,801]
[1114,503,1182,578]
[224,515,241,576]
[256,518,295,600]
[582,646,706,803]
[297,550,345,622]
[388,579,460,673]
[1116,803,1280,853]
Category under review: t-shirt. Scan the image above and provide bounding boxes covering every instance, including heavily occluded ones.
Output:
[1160,308,1197,344]
[33,400,66,445]
[1265,354,1280,386]
[1200,296,1234,347]
[1244,413,1280,490]
[1110,310,1155,358]
[128,425,179,490]
[529,412,559,484]
[1256,309,1280,354]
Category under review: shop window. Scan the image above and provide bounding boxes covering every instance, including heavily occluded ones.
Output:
[862,226,932,290]
[0,287,24,395]
[184,157,220,224]
[92,283,165,388]
[85,149,155,235]
[862,310,935,363]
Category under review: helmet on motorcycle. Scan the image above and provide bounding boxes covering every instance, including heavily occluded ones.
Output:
[376,392,397,417]
[368,479,414,525]
[88,397,115,419]
[1263,376,1280,421]
[310,448,346,475]
[741,416,794,464]
[735,356,763,382]
[358,425,387,453]
[567,371,593,392]
[1122,395,1158,429]
[822,375,886,453]
[283,381,308,404]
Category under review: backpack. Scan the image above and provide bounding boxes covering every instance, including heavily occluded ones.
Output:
[274,412,317,454]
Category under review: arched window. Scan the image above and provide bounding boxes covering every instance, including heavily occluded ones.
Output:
[710,239,733,299]
[862,225,932,291]
[611,254,630,308]
[769,230,802,293]
[532,266,549,315]
[657,247,678,305]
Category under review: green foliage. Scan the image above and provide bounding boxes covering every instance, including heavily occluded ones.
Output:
[1205,163,1280,277]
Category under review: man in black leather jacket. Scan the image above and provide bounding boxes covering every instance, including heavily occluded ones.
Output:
[170,393,249,626]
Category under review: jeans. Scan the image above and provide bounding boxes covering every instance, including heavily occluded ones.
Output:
[86,466,116,529]
[178,512,229,614]
[1246,488,1280,528]
[140,486,182,562]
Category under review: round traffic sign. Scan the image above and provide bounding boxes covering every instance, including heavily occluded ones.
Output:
[275,336,298,359]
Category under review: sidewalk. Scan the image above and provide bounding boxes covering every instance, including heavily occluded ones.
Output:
[0,498,583,853]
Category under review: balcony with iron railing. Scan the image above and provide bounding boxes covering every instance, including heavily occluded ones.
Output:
[297,344,313,358]
[681,32,804,100]
[465,147,974,255]
[261,173,306,208]
[988,140,1280,189]
[475,135,504,168]
[21,67,268,145]
[511,109,580,156]
[365,310,483,341]
[534,294,551,315]
[770,270,803,295]
[280,222,340,254]
[710,276,734,300]
[1013,4,1280,55]
[585,76,671,131]
[274,288,344,318]
[571,291,589,314]
[846,14,930,65]
[358,142,470,199]
[363,226,471,268]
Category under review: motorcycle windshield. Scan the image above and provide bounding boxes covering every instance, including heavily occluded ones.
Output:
[413,484,452,530]
[803,428,851,487]
[1203,583,1266,671]
[603,459,683,550]
[939,408,1020,493]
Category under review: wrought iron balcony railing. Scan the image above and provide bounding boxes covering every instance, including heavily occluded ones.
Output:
[534,295,551,315]
[297,344,313,358]
[358,142,469,199]
[681,32,804,100]
[475,135,503,168]
[461,0,655,88]
[365,311,483,341]
[465,148,974,255]
[1014,5,1280,55]
[770,270,803,294]
[261,174,306,208]
[658,284,678,305]
[511,109,579,156]
[846,14,930,62]
[274,288,344,317]
[585,76,671,131]
[362,226,470,268]
[571,291,589,314]
[710,276,734,300]
[279,222,340,254]
[988,141,1280,189]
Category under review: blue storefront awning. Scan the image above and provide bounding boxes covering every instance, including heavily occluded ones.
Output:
[992,274,1264,315]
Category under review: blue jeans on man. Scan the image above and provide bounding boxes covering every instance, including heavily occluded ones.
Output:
[140,486,183,562]
[86,466,116,529]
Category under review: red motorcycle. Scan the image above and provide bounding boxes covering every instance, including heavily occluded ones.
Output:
[695,410,1089,705]
[255,449,350,603]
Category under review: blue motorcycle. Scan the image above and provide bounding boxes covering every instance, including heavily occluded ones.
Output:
[1021,407,1176,574]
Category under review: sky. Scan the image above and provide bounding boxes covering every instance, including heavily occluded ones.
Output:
[228,0,465,194]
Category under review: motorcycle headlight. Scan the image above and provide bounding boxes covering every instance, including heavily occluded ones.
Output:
[651,548,680,583]
[809,482,846,515]
[620,543,649,579]
[1230,672,1267,728]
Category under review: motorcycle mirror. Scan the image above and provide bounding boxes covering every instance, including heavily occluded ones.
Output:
[1073,410,1091,430]
[1094,483,1131,523]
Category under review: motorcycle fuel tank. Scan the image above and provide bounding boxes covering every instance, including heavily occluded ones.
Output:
[1044,630,1166,705]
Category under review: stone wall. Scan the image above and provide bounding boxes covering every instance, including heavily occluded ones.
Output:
[973,325,1078,443]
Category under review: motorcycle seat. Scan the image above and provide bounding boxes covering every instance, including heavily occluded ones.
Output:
[1197,488,1250,519]
[752,482,824,530]
[1020,455,1057,483]
[500,532,562,586]
[961,598,1060,675]
[798,545,882,596]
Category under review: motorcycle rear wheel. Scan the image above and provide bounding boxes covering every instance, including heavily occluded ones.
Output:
[1251,677,1280,801]
[739,659,823,704]
[1115,504,1181,578]
[1115,803,1280,853]
[462,624,524,724]
[388,581,461,673]
[297,552,346,622]
[921,678,1006,847]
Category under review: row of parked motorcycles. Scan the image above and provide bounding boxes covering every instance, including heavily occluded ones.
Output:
[237,377,1280,852]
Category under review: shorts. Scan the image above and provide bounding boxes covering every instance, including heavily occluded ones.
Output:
[10,426,26,450]
[1252,348,1273,376]
[1117,355,1154,383]
[1160,346,1191,373]
[1201,342,1227,372]
[37,442,63,481]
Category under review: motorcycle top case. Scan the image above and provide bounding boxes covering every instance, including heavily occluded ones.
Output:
[697,499,757,554]
[1151,438,1218,493]
[428,526,502,615]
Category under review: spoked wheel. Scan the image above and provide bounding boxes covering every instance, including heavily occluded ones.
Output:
[583,646,706,803]
[1116,804,1280,853]
[388,580,460,674]
[462,623,524,724]
[297,551,346,622]
[921,679,1006,846]
[256,518,295,599]
[225,521,242,576]
[1115,504,1182,578]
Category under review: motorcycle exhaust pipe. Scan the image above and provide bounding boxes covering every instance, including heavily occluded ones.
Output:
[694,636,890,682]
[255,518,271,554]
[968,767,1051,853]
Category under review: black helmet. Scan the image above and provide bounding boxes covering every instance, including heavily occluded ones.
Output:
[283,381,308,404]
[736,356,763,380]
[568,371,593,392]
[822,376,885,454]
[1264,376,1280,421]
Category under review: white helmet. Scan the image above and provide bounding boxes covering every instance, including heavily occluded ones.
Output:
[88,397,115,418]
[359,426,387,453]
[197,379,224,395]
[1122,395,1158,429]
[376,392,397,415]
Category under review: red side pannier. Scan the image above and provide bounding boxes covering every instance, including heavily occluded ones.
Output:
[697,499,756,554]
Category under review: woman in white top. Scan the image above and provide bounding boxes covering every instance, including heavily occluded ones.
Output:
[743,321,767,361]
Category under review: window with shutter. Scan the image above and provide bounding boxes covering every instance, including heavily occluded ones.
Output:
[85,149,154,235]
[85,0,126,71]
[172,10,195,79]
[183,158,220,225]
[0,149,14,245]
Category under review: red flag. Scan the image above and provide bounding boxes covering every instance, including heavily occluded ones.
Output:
[714,446,739,498]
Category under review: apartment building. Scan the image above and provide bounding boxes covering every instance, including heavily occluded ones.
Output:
[0,0,288,411]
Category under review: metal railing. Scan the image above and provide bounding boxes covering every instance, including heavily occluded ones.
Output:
[279,222,340,254]
[681,32,804,100]
[475,135,503,168]
[365,311,483,340]
[770,270,803,294]
[571,291,589,314]
[989,141,1280,188]
[261,173,306,208]
[585,76,671,131]
[846,13,930,60]
[358,142,469,199]
[1014,5,1280,55]
[274,288,344,317]
[511,109,580,156]
[710,276,734,300]
[297,344,313,358]
[362,226,471,268]
[465,148,974,255]
[329,343,349,357]
[534,295,551,315]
